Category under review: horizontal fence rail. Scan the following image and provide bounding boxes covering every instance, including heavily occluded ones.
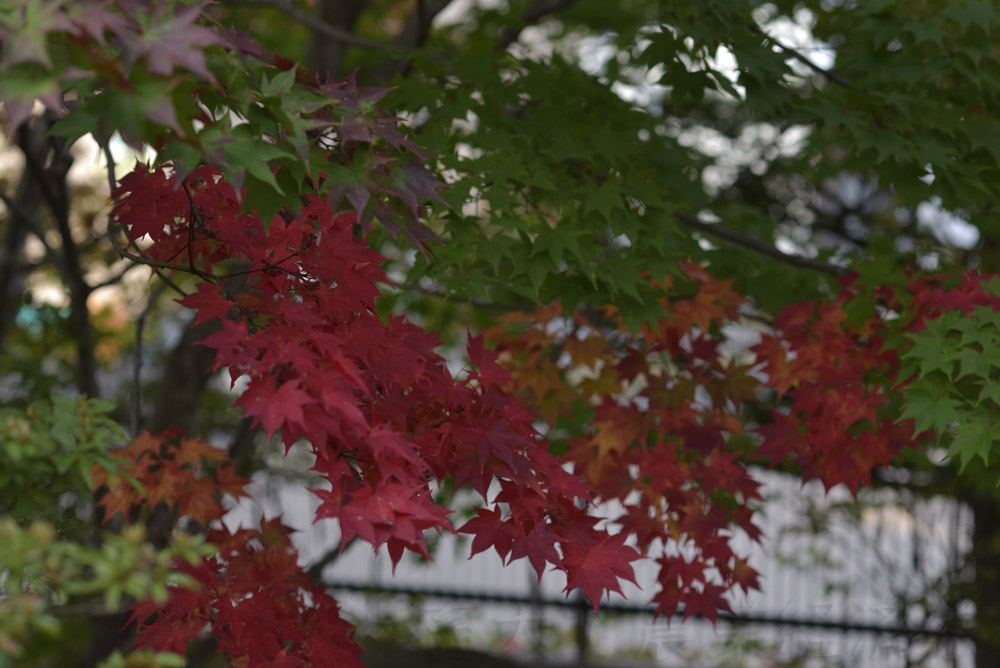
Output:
[324,579,975,640]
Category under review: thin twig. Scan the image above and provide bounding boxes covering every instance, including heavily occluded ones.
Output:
[220,0,415,51]
[749,21,851,89]
[102,146,116,195]
[21,123,99,397]
[403,283,531,311]
[132,280,169,436]
[370,0,453,81]
[154,269,189,298]
[495,0,581,51]
[306,538,356,580]
[183,181,198,271]
[103,147,219,282]
[222,248,304,279]
[673,209,851,277]
[0,190,66,271]
[91,261,144,291]
[105,214,218,279]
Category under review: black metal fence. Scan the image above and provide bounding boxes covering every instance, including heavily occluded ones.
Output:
[326,578,975,667]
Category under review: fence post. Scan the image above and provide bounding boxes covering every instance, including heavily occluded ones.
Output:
[530,572,544,666]
[574,591,589,665]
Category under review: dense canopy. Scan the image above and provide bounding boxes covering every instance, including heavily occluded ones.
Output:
[1,0,1000,666]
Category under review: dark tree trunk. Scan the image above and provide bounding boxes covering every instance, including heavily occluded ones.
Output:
[305,0,369,79]
[971,493,1000,668]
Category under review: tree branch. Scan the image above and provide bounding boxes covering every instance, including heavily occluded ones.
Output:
[0,179,38,355]
[749,21,851,89]
[103,147,221,282]
[494,0,581,51]
[672,209,851,277]
[90,260,143,291]
[403,283,531,312]
[306,538,357,580]
[132,281,168,436]
[0,190,67,276]
[19,121,100,397]
[219,0,409,52]
[398,0,453,49]
[226,417,258,478]
[369,0,454,82]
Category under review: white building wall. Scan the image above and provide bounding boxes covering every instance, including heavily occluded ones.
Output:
[225,466,975,668]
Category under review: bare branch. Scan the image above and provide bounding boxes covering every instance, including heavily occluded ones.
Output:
[398,0,453,48]
[306,538,357,580]
[90,261,143,291]
[0,190,66,272]
[20,121,100,397]
[749,21,851,89]
[672,209,851,277]
[132,281,168,436]
[494,0,580,51]
[370,0,454,82]
[404,283,531,311]
[153,270,189,298]
[220,0,409,52]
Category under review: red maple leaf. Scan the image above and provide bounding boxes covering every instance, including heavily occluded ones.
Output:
[178,283,234,327]
[681,583,733,623]
[562,533,641,612]
[460,507,517,563]
[467,333,512,388]
[238,378,313,438]
[111,165,187,243]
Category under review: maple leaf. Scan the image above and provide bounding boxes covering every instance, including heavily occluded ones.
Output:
[455,420,523,470]
[121,2,224,81]
[731,556,761,594]
[467,333,512,388]
[508,526,561,581]
[367,424,427,481]
[178,283,234,327]
[237,378,313,438]
[582,416,642,481]
[216,26,267,62]
[66,2,129,45]
[323,482,452,563]
[258,516,297,548]
[754,334,798,396]
[0,0,73,69]
[179,477,225,523]
[677,259,713,283]
[112,165,188,243]
[174,436,227,467]
[93,470,140,522]
[755,412,804,465]
[214,463,251,500]
[681,583,733,623]
[657,554,705,589]
[460,506,517,563]
[562,533,641,612]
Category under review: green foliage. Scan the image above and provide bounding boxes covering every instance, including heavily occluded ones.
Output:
[0,397,124,527]
[0,397,212,666]
[900,305,1000,470]
[0,519,208,667]
[5,0,1000,662]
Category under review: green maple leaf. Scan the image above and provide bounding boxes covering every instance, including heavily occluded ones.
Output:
[902,318,957,380]
[531,226,587,266]
[948,409,1000,470]
[585,178,623,222]
[900,384,960,436]
[944,0,997,32]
